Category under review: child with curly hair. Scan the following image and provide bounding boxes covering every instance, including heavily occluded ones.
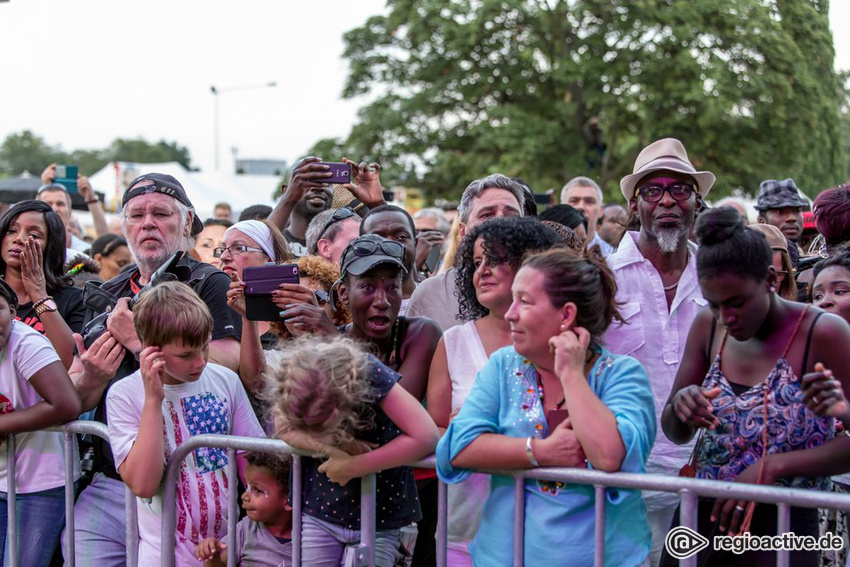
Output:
[267,335,439,567]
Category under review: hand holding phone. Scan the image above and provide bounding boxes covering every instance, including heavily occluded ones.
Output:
[54,165,79,194]
[243,264,300,321]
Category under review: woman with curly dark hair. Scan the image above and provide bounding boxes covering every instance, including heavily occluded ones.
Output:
[426,216,561,566]
[0,200,84,368]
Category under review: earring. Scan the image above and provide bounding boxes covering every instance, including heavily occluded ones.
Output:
[770,286,777,293]
[560,323,567,332]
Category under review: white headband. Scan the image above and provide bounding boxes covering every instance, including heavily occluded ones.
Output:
[224,220,276,262]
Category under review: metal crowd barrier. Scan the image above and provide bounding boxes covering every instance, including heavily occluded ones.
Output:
[8,425,850,567]
[3,421,139,567]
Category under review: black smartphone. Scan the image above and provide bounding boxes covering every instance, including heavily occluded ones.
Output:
[243,264,300,321]
[423,244,441,274]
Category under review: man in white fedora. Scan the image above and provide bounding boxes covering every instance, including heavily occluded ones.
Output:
[603,138,715,566]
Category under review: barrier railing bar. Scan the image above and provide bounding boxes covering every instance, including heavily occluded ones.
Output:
[680,490,698,567]
[161,434,310,567]
[125,486,139,567]
[292,455,302,567]
[496,467,850,512]
[594,484,606,567]
[6,435,18,567]
[226,448,237,567]
[777,502,791,567]
[436,479,447,567]
[513,477,524,566]
[64,430,76,567]
[360,473,377,566]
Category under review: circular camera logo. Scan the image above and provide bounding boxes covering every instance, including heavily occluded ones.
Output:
[665,526,709,559]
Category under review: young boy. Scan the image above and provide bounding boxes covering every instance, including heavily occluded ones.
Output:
[106,281,265,566]
[195,451,293,566]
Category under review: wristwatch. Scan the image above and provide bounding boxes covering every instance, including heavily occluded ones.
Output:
[35,298,58,316]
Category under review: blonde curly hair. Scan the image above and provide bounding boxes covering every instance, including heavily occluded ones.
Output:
[266,335,375,446]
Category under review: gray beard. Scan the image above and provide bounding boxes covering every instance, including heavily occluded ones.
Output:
[656,227,687,254]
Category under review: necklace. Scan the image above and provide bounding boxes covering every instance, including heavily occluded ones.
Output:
[663,281,679,292]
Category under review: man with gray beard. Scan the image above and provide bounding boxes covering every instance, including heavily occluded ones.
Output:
[603,138,715,567]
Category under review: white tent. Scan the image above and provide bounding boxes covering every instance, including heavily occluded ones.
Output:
[88,161,283,219]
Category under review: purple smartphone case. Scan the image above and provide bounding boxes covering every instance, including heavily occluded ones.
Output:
[316,162,352,184]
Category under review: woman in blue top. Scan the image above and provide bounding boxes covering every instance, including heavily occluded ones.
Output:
[437,246,656,567]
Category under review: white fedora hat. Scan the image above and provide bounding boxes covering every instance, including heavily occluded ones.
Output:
[619,138,715,202]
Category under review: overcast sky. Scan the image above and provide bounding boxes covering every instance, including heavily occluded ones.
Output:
[1,0,848,176]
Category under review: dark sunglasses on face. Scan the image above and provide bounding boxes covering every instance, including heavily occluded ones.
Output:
[317,207,358,241]
[634,184,696,203]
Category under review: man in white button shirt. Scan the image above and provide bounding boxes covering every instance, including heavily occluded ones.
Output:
[603,138,715,566]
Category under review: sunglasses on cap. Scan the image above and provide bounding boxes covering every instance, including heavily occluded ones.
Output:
[343,238,405,262]
[317,207,358,241]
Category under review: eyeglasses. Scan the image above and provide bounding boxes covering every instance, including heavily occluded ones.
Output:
[123,209,178,225]
[344,238,405,262]
[634,184,696,203]
[213,244,265,258]
[317,207,358,241]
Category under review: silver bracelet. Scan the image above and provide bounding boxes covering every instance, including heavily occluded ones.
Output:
[525,436,540,467]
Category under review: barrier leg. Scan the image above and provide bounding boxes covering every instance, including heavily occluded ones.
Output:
[292,455,302,567]
[680,490,698,567]
[226,449,238,567]
[594,484,606,567]
[125,484,139,567]
[6,436,17,567]
[513,477,524,567]
[355,473,377,567]
[777,502,791,567]
[436,480,447,567]
[64,431,76,567]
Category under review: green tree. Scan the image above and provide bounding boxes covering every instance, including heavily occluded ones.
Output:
[105,138,194,170]
[320,0,847,203]
[0,130,66,176]
[0,132,195,178]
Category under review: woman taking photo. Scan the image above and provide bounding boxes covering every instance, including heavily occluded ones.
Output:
[0,200,85,368]
[437,247,656,567]
[427,217,562,566]
[661,207,850,567]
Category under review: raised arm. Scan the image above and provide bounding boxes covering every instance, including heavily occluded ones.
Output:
[268,157,332,231]
[318,383,439,486]
[116,346,166,499]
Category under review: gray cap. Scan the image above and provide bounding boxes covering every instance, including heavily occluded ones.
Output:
[756,178,808,211]
[340,234,407,278]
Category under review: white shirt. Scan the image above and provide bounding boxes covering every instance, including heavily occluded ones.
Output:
[603,232,706,479]
[0,320,80,493]
[588,232,615,256]
[405,268,460,332]
[107,363,266,567]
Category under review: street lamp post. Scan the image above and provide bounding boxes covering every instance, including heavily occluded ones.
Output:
[210,81,277,170]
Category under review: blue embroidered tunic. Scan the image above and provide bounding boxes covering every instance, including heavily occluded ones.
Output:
[437,346,656,567]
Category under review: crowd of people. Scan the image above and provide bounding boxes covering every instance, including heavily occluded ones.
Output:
[1,137,850,567]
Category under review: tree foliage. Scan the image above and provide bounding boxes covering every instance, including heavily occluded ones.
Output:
[315,0,848,203]
[0,131,194,178]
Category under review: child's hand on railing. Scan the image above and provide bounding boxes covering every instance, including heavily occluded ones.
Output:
[318,447,359,487]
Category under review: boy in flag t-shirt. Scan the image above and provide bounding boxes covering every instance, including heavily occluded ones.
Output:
[106,281,264,566]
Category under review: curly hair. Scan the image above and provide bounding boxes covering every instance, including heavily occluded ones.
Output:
[268,255,351,338]
[455,217,562,322]
[266,335,376,447]
[245,451,291,493]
